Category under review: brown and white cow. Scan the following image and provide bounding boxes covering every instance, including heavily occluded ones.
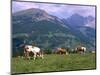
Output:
[56,48,68,55]
[75,46,86,54]
[24,45,44,60]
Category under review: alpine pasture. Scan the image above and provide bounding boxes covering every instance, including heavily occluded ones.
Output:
[11,53,96,74]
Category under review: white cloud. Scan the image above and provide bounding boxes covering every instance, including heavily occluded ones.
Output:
[12,1,96,18]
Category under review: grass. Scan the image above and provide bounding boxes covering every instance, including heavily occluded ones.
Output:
[11,53,96,74]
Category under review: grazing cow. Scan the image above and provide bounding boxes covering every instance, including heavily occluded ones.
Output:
[56,48,68,55]
[75,46,86,54]
[24,45,44,60]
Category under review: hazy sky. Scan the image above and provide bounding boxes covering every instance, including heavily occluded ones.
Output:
[12,1,96,19]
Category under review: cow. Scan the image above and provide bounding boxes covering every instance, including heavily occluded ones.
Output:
[75,46,86,54]
[56,48,68,55]
[24,45,44,60]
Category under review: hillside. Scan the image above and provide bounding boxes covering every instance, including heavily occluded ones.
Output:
[12,8,96,56]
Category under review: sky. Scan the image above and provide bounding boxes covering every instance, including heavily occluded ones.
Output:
[12,1,96,19]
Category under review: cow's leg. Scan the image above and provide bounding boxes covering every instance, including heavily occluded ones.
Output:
[80,51,82,54]
[83,50,85,54]
[36,53,40,57]
[33,52,36,60]
[26,52,30,60]
[24,49,26,58]
[39,50,44,59]
[41,54,44,59]
[60,51,61,55]
[24,52,27,59]
[66,52,68,55]
[40,53,44,59]
[24,50,28,59]
[24,49,30,59]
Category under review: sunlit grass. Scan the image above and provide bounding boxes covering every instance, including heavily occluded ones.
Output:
[11,53,96,74]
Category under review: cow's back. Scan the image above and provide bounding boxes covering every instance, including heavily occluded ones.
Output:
[31,47,40,53]
[81,47,86,51]
[24,45,40,53]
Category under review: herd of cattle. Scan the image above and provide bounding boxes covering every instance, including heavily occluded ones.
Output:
[22,44,87,60]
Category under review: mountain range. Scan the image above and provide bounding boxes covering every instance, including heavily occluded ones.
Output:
[12,8,96,55]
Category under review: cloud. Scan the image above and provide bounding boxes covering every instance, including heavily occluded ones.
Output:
[12,1,39,12]
[12,1,96,19]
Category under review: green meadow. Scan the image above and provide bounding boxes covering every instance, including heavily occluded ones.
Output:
[11,53,96,74]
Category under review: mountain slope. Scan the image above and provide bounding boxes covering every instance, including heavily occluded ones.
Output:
[62,14,96,50]
[12,8,96,55]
